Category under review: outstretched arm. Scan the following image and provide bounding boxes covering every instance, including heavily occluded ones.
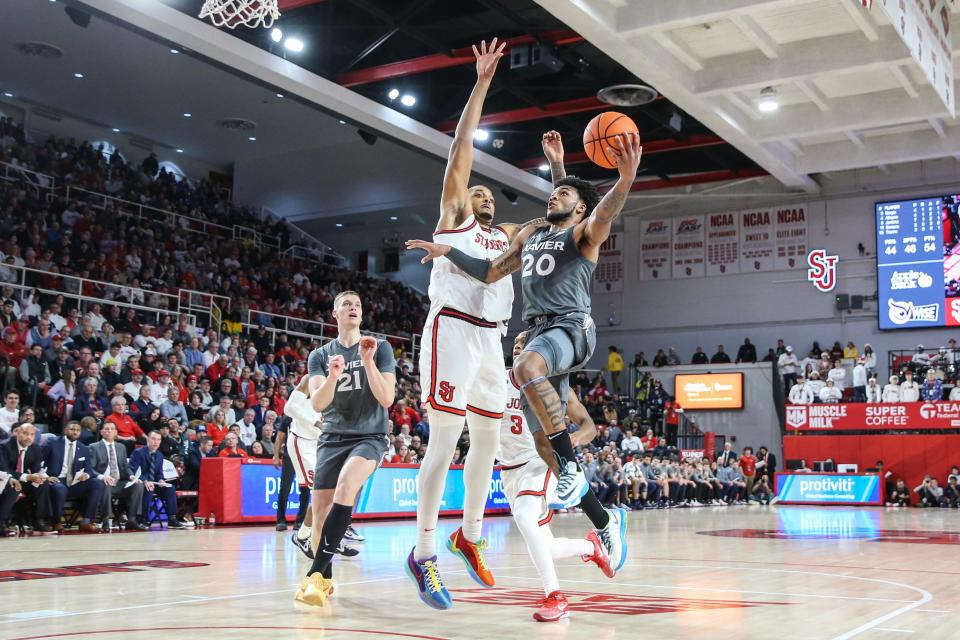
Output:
[579,133,642,252]
[495,216,549,241]
[405,224,538,284]
[542,130,566,186]
[438,39,506,232]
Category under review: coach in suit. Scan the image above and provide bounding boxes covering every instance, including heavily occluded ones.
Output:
[0,423,54,531]
[90,420,147,530]
[44,421,104,533]
[717,441,738,468]
[129,430,186,529]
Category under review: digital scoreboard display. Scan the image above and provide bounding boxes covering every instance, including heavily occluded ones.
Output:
[875,194,960,329]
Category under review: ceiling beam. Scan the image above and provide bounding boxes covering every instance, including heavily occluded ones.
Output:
[839,0,879,41]
[436,96,634,132]
[797,126,960,174]
[613,0,823,35]
[794,79,830,111]
[516,135,727,170]
[627,168,768,192]
[889,64,919,98]
[729,15,780,59]
[338,29,584,87]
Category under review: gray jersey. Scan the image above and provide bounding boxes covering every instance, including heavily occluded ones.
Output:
[520,226,596,322]
[307,338,396,436]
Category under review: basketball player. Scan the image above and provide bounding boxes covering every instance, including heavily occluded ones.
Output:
[501,331,613,622]
[294,291,396,607]
[282,375,322,558]
[408,38,547,609]
[407,129,642,573]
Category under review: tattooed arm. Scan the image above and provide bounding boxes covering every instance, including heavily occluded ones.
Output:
[579,133,643,254]
[405,225,539,284]
[498,216,549,241]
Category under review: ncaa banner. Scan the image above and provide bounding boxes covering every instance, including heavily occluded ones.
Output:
[593,232,624,293]
[639,218,672,280]
[671,215,705,279]
[739,208,775,272]
[705,211,740,276]
[774,205,808,270]
[785,401,960,431]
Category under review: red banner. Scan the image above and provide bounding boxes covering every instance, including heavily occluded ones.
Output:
[785,402,960,431]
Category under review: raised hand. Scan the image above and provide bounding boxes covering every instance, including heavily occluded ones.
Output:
[358,336,378,364]
[473,38,507,81]
[405,239,452,264]
[541,130,564,163]
[607,133,643,182]
[328,354,346,380]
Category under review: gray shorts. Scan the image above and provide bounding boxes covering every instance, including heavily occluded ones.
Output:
[521,314,596,434]
[313,432,388,490]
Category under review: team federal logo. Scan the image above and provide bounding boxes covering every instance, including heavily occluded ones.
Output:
[806,249,838,292]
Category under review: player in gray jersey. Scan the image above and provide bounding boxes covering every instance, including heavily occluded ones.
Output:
[294,290,396,608]
[407,129,642,573]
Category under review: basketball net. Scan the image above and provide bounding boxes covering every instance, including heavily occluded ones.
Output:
[199,0,280,29]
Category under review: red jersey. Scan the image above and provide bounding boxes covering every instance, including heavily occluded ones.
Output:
[740,454,757,477]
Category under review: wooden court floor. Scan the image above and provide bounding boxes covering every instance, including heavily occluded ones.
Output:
[1,506,957,639]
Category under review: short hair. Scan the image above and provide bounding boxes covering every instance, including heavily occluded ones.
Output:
[111,395,125,406]
[147,429,162,438]
[333,290,361,308]
[555,176,600,217]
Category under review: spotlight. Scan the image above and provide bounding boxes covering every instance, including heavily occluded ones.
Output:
[248,136,257,141]
[336,223,343,228]
[474,129,489,142]
[170,48,180,54]
[111,128,120,133]
[2,92,12,98]
[387,88,400,101]
[400,94,416,107]
[284,37,304,53]
[357,130,378,146]
[390,216,398,221]
[757,86,779,113]
[276,93,284,98]
[501,188,519,205]
[175,149,183,153]
[538,164,549,172]
[183,113,192,118]
[338,120,346,125]
[271,28,283,43]
[73,72,84,79]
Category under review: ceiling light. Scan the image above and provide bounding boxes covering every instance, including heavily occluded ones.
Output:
[338,120,346,125]
[175,149,183,153]
[538,164,549,172]
[2,92,12,98]
[170,48,180,54]
[73,72,84,79]
[335,223,343,228]
[390,216,398,221]
[400,94,416,107]
[111,128,120,133]
[757,86,779,113]
[183,112,192,118]
[284,37,304,53]
[271,28,283,43]
[248,136,257,141]
[387,88,400,101]
[492,138,504,149]
[276,92,284,98]
[473,129,490,142]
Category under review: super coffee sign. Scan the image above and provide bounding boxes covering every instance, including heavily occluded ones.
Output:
[786,402,960,431]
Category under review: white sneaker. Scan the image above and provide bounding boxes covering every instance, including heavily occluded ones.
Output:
[596,507,628,572]
[548,461,588,510]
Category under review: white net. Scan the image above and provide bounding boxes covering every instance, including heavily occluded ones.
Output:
[199,0,281,29]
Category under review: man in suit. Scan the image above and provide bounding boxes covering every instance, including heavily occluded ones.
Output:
[756,446,777,485]
[90,420,147,530]
[45,420,104,533]
[717,441,738,468]
[129,430,186,529]
[0,423,54,531]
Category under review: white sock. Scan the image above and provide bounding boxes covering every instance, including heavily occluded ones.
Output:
[297,522,311,540]
[551,537,593,559]
[461,412,500,542]
[513,495,560,596]
[414,410,464,561]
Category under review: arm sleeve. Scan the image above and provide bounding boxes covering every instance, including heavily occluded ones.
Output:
[375,340,397,373]
[446,247,491,282]
[284,389,319,425]
[307,348,327,376]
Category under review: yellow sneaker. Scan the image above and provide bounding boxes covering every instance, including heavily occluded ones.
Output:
[294,574,331,607]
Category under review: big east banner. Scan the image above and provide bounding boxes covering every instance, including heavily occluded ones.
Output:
[786,402,960,431]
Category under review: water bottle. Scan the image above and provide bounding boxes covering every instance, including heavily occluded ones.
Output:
[208,512,216,527]
[105,517,113,532]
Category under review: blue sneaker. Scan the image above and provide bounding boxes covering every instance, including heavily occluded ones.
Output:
[406,549,452,610]
[548,461,589,510]
[596,507,628,572]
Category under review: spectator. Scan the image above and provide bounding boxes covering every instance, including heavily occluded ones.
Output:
[887,478,910,507]
[830,341,844,361]
[806,371,825,399]
[159,419,190,463]
[717,441,737,467]
[622,455,646,508]
[632,352,648,367]
[0,326,26,369]
[259,421,276,457]
[883,375,901,403]
[843,341,858,359]
[827,360,846,391]
[666,348,681,366]
[788,375,814,404]
[740,446,757,496]
[710,345,731,364]
[862,343,877,373]
[45,421,104,533]
[218,432,247,458]
[206,409,229,446]
[0,422,55,531]
[90,420,146,530]
[852,357,868,402]
[620,429,642,457]
[0,390,18,437]
[900,371,920,402]
[691,347,709,365]
[942,476,959,508]
[233,408,258,448]
[47,368,77,422]
[651,349,668,367]
[160,386,189,425]
[607,346,624,395]
[129,430,187,528]
[914,476,942,508]
[735,338,757,363]
[911,344,930,366]
[921,370,943,401]
[778,346,799,392]
[819,379,842,403]
[74,377,108,426]
[865,377,882,403]
[755,446,776,485]
[106,394,146,453]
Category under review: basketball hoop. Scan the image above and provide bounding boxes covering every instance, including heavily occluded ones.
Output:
[199,0,281,29]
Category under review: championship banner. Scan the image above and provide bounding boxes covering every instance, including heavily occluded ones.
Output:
[593,232,624,293]
[671,215,705,278]
[785,401,960,431]
[640,218,671,280]
[774,204,808,270]
[739,208,775,272]
[706,211,739,276]
[878,0,954,116]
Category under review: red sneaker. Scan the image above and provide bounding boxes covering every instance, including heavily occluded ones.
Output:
[533,591,569,622]
[446,527,495,587]
[581,530,615,578]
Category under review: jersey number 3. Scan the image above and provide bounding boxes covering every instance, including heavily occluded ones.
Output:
[510,415,523,434]
[337,371,362,392]
[438,381,455,403]
[521,254,556,278]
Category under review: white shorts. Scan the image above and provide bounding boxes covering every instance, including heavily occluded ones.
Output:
[419,306,507,420]
[288,432,317,488]
[501,458,556,527]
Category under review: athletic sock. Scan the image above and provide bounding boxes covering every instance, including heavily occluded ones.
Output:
[551,536,594,559]
[547,430,579,470]
[297,522,311,541]
[461,412,499,542]
[307,502,352,577]
[580,490,610,530]
[414,410,464,561]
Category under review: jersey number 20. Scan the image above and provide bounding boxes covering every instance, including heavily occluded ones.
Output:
[337,371,362,392]
[521,254,556,278]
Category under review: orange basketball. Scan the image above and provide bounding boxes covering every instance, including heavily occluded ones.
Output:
[583,111,639,169]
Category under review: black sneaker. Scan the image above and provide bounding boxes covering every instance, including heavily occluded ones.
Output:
[336,542,359,557]
[276,522,288,531]
[168,519,187,529]
[292,531,314,559]
[343,525,365,542]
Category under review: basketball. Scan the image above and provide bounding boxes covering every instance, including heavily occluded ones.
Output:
[583,111,640,169]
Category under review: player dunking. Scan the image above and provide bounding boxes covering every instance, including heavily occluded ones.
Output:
[407,129,642,573]
[407,39,546,609]
[501,332,613,622]
[294,291,396,607]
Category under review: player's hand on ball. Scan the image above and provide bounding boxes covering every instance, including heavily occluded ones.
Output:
[405,239,451,264]
[607,133,643,181]
[328,355,346,379]
[541,130,564,162]
[473,38,506,81]
[358,336,377,363]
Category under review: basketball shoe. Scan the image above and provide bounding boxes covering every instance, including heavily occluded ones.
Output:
[343,525,365,542]
[406,549,453,609]
[533,591,569,622]
[446,527,494,587]
[596,507,628,572]
[294,574,333,607]
[581,530,614,578]
[549,461,588,510]
[291,531,314,559]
